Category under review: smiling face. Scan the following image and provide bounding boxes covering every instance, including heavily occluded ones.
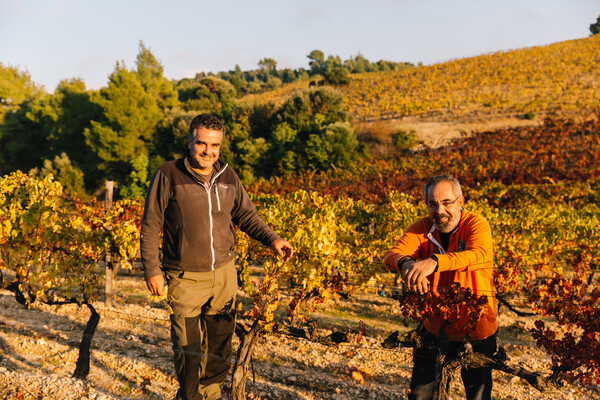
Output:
[187,127,223,174]
[426,180,464,233]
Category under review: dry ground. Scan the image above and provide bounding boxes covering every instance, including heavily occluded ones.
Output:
[0,268,598,400]
[354,111,545,154]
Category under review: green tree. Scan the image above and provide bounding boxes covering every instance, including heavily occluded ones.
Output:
[305,122,361,169]
[323,55,351,85]
[0,77,60,175]
[256,58,282,89]
[0,63,42,120]
[590,15,600,35]
[218,102,274,182]
[46,79,103,190]
[84,62,160,197]
[0,76,101,189]
[79,43,178,197]
[0,64,46,172]
[119,152,150,199]
[344,53,372,73]
[278,68,297,83]
[30,152,86,196]
[0,72,106,195]
[258,57,277,73]
[274,86,351,134]
[176,76,236,112]
[228,65,246,92]
[268,122,298,174]
[136,41,178,110]
[307,50,325,75]
[266,87,360,174]
[152,108,198,165]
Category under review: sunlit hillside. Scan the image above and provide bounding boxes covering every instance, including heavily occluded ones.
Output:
[343,35,600,121]
[240,79,311,108]
[243,35,600,122]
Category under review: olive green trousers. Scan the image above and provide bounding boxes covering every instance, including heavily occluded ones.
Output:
[166,260,237,400]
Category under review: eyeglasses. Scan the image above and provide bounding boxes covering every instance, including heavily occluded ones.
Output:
[427,197,461,209]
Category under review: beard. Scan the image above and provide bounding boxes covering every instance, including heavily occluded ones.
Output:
[189,153,216,171]
[434,211,460,233]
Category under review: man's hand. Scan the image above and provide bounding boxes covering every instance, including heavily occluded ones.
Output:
[146,274,165,296]
[271,238,294,261]
[402,258,438,294]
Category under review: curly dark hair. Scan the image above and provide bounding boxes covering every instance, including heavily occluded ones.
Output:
[188,114,226,140]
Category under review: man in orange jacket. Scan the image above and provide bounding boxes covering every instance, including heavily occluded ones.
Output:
[384,174,498,400]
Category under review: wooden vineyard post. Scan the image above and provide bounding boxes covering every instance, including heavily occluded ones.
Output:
[104,181,114,308]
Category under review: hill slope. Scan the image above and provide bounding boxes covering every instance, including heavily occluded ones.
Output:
[244,35,599,135]
[342,34,600,122]
[242,35,600,148]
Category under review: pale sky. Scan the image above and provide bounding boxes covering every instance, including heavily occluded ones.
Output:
[1,0,598,92]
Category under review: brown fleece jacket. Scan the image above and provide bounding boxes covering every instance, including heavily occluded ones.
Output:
[140,157,281,280]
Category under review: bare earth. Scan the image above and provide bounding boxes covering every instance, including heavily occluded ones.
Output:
[0,269,598,400]
[354,112,545,150]
[389,115,542,148]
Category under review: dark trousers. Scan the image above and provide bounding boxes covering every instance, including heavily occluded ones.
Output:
[409,330,498,400]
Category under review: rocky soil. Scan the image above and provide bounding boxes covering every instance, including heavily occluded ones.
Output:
[0,269,598,400]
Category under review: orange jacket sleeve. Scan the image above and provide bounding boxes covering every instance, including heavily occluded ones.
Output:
[383,218,428,272]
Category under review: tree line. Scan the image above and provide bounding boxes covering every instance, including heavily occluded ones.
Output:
[0,42,415,199]
[211,49,415,93]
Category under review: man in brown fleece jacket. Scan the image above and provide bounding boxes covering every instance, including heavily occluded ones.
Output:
[141,114,293,400]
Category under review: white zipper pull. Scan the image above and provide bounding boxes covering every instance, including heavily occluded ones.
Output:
[427,225,446,254]
[215,184,221,211]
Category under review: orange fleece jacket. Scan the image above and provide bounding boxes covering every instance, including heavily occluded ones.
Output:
[384,209,497,341]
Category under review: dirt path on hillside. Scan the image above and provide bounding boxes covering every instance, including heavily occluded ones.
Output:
[394,115,543,148]
[355,112,544,149]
